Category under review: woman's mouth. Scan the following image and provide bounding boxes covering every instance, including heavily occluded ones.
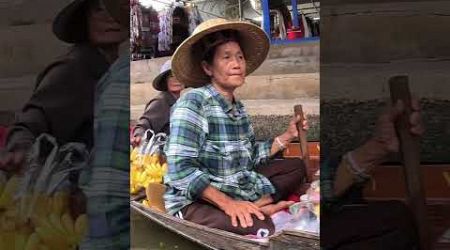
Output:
[105,28,122,32]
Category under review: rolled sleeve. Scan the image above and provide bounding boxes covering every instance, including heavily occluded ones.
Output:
[186,170,210,200]
[252,139,274,166]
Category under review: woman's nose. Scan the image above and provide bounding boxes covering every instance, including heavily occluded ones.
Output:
[231,57,242,69]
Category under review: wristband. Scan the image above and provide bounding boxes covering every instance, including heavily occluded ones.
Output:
[275,137,286,150]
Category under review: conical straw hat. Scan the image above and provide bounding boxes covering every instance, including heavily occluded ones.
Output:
[172,18,270,88]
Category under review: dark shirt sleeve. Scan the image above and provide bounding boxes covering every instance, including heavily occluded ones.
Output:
[7,60,92,151]
[132,97,170,137]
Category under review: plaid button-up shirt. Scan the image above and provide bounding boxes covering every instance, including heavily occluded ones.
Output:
[164,84,275,215]
[79,54,130,250]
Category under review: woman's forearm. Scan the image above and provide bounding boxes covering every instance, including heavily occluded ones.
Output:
[201,185,233,210]
[334,139,388,196]
[270,133,292,156]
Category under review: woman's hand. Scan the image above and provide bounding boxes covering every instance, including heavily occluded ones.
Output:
[221,200,265,228]
[287,115,308,141]
[130,135,142,148]
[372,98,424,153]
[278,115,309,144]
[202,186,265,228]
[274,115,308,153]
[0,150,26,172]
[352,98,424,171]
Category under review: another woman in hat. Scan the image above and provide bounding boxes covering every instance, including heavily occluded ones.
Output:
[0,0,127,170]
[164,18,308,236]
[130,60,185,147]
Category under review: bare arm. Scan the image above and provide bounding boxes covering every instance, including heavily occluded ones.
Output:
[201,185,265,228]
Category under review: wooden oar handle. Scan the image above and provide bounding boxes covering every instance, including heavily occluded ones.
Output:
[389,75,430,250]
[294,105,309,166]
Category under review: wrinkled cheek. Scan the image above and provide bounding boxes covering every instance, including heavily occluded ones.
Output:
[88,29,103,44]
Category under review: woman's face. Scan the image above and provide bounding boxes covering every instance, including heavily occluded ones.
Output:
[87,2,128,45]
[202,41,247,91]
[167,74,184,97]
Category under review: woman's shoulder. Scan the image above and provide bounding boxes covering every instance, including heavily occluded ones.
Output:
[145,93,168,109]
[35,45,109,90]
[178,86,213,104]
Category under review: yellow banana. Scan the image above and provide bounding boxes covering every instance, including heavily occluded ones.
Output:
[24,232,40,250]
[74,214,87,242]
[161,163,168,173]
[15,233,28,250]
[2,232,15,250]
[38,244,50,250]
[0,172,6,197]
[1,216,16,231]
[61,212,75,236]
[0,176,20,208]
[35,227,67,250]
[52,192,69,216]
[34,194,50,218]
[48,213,66,236]
[130,148,139,162]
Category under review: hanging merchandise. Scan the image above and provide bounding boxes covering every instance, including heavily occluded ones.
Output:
[131,1,160,59]
[157,3,202,56]
[187,5,203,35]
[301,13,312,38]
[171,6,190,53]
[158,7,174,53]
[131,0,143,51]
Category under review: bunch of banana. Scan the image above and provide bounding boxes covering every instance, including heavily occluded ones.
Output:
[142,199,150,207]
[31,213,87,250]
[0,212,86,250]
[0,175,88,250]
[130,152,168,194]
[0,175,21,209]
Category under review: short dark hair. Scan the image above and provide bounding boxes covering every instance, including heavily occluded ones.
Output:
[195,29,243,65]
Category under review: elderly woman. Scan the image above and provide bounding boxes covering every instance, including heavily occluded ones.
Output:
[164,19,308,236]
[0,0,128,170]
[131,59,185,147]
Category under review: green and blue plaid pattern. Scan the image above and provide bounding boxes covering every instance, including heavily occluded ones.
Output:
[79,54,130,250]
[164,84,275,215]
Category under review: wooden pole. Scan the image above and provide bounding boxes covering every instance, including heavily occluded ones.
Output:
[389,75,431,250]
[294,105,309,169]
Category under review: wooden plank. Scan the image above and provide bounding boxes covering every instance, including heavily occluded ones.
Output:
[283,142,320,158]
[363,165,450,200]
[283,142,319,182]
[389,75,431,250]
[269,231,319,250]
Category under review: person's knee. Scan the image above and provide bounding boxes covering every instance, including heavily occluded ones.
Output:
[250,215,275,236]
[288,159,306,183]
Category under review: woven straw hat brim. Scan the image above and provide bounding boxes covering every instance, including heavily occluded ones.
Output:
[152,70,171,91]
[171,20,270,88]
[52,0,88,43]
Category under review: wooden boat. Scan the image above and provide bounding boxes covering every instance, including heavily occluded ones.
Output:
[131,201,319,250]
[131,141,320,250]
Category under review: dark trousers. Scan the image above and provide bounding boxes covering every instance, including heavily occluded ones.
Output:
[321,200,420,250]
[180,159,306,235]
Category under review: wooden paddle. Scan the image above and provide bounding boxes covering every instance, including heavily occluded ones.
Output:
[389,75,431,250]
[294,105,310,169]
